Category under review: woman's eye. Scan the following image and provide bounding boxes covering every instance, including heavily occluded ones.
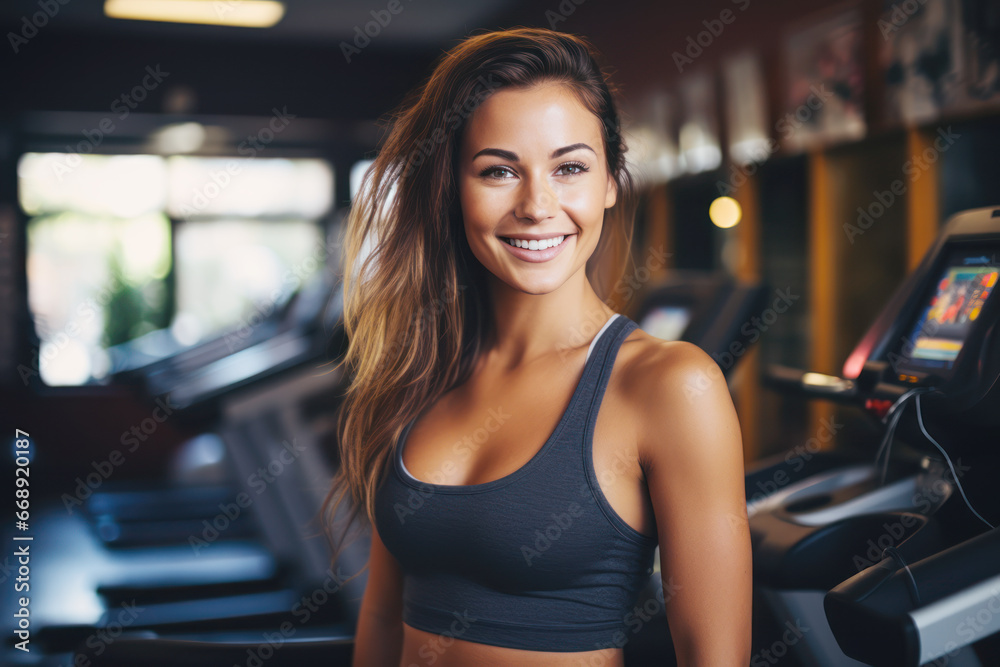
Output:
[558,162,589,176]
[480,166,515,179]
[478,162,588,179]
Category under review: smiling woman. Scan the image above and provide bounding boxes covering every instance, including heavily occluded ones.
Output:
[459,84,617,287]
[322,27,752,667]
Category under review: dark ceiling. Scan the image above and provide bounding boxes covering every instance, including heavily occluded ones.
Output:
[1,0,860,140]
[0,0,522,45]
[0,0,550,129]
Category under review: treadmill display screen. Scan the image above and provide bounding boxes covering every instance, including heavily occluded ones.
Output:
[898,249,998,375]
[641,306,692,342]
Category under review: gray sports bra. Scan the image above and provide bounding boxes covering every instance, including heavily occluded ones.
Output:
[373,313,658,652]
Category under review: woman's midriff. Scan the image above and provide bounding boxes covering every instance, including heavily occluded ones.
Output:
[398,621,625,667]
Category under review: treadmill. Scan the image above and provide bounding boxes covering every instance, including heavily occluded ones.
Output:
[4,221,359,666]
[632,269,769,377]
[748,205,1000,666]
[65,271,769,666]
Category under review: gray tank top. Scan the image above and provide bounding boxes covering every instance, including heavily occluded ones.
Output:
[373,313,659,652]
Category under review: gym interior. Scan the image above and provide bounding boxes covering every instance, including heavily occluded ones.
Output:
[2,0,1000,665]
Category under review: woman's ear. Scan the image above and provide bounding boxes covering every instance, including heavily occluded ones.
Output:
[604,173,618,209]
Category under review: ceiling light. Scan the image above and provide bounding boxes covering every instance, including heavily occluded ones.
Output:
[104,0,285,28]
[151,122,206,154]
[709,196,742,229]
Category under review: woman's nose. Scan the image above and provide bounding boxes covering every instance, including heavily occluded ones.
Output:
[514,175,556,222]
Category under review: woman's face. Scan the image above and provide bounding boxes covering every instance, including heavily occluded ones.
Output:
[457,81,617,295]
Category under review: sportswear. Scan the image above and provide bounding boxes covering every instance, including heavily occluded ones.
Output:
[373,313,658,651]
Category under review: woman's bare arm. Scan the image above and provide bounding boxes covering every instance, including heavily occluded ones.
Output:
[637,341,753,666]
[352,522,404,667]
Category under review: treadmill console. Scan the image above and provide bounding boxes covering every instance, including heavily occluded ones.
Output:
[828,207,1000,421]
[887,244,1000,389]
[743,207,1000,667]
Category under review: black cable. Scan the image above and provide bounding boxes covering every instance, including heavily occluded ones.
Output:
[914,393,995,530]
[881,545,921,607]
[873,387,933,486]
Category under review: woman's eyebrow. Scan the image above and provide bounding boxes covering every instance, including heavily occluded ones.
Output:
[471,143,596,161]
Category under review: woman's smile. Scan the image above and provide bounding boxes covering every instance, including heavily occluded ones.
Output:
[497,232,576,263]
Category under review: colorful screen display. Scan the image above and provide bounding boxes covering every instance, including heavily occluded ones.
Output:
[900,250,998,374]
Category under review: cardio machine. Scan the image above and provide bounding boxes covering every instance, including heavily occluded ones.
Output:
[62,270,766,666]
[747,205,1000,666]
[633,269,769,377]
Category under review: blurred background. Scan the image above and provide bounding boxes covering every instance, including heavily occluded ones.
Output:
[1,0,1000,665]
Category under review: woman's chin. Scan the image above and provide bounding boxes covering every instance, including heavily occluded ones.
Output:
[488,268,573,296]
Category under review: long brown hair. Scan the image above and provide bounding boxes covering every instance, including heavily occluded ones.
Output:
[321,26,638,588]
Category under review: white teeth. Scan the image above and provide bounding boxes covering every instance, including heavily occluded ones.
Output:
[502,235,566,250]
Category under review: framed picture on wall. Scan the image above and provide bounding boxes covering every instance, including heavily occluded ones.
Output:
[622,89,682,185]
[781,6,866,152]
[959,0,1000,110]
[879,0,963,125]
[677,68,721,174]
[880,0,1000,126]
[722,51,771,166]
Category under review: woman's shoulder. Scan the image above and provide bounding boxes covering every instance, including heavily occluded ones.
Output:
[619,326,737,446]
[620,326,723,397]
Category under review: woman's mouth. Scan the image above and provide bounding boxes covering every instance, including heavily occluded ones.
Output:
[500,235,567,250]
[497,234,574,263]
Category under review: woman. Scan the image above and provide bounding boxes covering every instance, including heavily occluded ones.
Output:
[323,26,751,666]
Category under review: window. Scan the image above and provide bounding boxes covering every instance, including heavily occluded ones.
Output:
[18,152,334,386]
